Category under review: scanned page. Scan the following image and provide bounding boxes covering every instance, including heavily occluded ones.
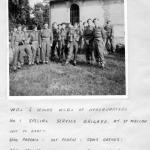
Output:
[0,0,150,150]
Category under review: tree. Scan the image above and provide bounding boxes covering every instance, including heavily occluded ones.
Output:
[32,2,49,30]
[32,3,44,30]
[9,0,31,30]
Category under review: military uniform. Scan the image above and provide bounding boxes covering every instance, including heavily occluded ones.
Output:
[11,31,24,70]
[59,28,67,61]
[104,23,114,53]
[40,28,53,63]
[65,26,80,65]
[51,27,60,60]
[83,25,94,64]
[20,31,32,65]
[30,30,40,64]
[93,26,105,67]
[78,26,84,53]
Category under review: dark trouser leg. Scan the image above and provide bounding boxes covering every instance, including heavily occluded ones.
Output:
[51,41,57,60]
[85,44,90,63]
[109,38,115,52]
[41,40,46,63]
[89,41,94,64]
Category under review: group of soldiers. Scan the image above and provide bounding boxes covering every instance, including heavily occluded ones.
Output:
[10,18,114,71]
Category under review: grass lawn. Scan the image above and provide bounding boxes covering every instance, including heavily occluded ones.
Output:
[9,54,126,96]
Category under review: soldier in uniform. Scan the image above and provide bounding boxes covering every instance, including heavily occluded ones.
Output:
[11,24,24,71]
[59,23,67,62]
[83,19,94,64]
[10,27,18,50]
[64,23,79,66]
[40,23,53,64]
[21,26,32,66]
[93,18,105,69]
[104,20,115,53]
[57,24,62,61]
[78,21,84,53]
[30,25,40,64]
[51,22,60,61]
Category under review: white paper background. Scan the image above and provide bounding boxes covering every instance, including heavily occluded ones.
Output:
[0,0,150,150]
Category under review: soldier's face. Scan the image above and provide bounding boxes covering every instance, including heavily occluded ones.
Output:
[94,20,98,26]
[44,24,48,29]
[34,27,37,31]
[62,24,66,29]
[58,25,61,29]
[74,24,78,29]
[83,23,87,27]
[23,27,27,32]
[14,28,17,32]
[88,20,92,26]
[18,26,22,31]
[53,23,57,29]
[68,24,72,28]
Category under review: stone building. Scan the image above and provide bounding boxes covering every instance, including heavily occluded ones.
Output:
[48,0,125,43]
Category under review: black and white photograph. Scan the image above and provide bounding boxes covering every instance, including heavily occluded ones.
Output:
[9,0,126,96]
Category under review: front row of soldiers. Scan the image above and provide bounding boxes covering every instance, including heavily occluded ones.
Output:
[10,18,114,71]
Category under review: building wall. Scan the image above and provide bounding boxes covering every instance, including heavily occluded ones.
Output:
[50,0,125,44]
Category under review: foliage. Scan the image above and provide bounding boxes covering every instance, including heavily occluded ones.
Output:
[32,2,49,30]
[9,0,32,30]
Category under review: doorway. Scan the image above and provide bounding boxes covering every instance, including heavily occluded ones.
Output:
[70,4,80,25]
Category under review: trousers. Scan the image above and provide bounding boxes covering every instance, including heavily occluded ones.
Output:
[41,38,51,62]
[93,39,105,64]
[66,40,78,63]
[31,41,40,64]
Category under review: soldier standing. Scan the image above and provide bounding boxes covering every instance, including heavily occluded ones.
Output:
[64,23,79,66]
[40,23,53,64]
[78,21,84,53]
[21,26,32,66]
[30,25,40,64]
[104,20,115,53]
[57,24,62,61]
[93,18,105,69]
[60,23,67,62]
[10,27,17,50]
[11,25,24,71]
[51,22,59,61]
[83,19,94,64]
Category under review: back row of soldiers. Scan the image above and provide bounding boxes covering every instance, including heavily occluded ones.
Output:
[10,18,114,71]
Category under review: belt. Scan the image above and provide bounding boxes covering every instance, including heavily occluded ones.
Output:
[42,37,50,40]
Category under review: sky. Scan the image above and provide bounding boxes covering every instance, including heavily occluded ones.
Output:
[29,0,43,7]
